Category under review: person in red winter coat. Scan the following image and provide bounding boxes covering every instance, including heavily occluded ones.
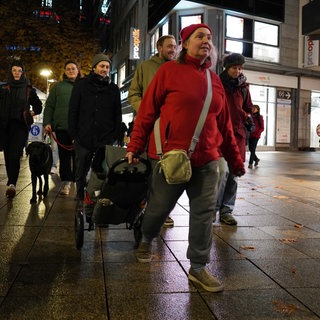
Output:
[215,53,253,226]
[126,23,245,293]
[248,105,264,168]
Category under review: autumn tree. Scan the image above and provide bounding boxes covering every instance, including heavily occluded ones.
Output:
[0,0,106,92]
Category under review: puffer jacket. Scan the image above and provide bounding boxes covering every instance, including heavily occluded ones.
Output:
[43,79,75,131]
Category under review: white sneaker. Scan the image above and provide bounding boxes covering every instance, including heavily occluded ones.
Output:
[60,184,70,195]
[50,167,58,175]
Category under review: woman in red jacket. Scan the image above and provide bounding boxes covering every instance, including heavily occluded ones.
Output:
[248,105,264,168]
[126,24,245,292]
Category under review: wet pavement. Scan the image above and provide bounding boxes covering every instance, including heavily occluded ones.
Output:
[0,150,320,319]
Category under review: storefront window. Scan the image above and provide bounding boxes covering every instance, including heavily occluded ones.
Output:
[310,92,320,148]
[150,29,159,56]
[226,15,244,39]
[250,85,276,147]
[180,14,202,30]
[162,21,169,36]
[225,14,280,63]
[118,64,126,88]
[253,44,279,63]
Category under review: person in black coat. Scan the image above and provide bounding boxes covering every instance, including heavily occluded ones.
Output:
[0,59,42,198]
[68,53,122,202]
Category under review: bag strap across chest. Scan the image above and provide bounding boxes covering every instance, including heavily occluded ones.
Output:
[154,69,212,158]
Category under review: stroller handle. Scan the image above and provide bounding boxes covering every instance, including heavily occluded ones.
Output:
[109,157,152,178]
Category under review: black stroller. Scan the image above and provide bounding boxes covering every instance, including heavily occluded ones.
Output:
[74,146,151,250]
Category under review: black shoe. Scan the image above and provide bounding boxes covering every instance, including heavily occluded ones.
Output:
[254,159,260,166]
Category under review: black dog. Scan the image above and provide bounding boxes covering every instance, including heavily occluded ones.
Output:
[26,141,53,204]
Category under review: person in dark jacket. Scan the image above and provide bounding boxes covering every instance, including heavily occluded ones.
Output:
[215,53,253,225]
[248,105,264,168]
[0,59,42,198]
[44,60,82,195]
[68,53,122,202]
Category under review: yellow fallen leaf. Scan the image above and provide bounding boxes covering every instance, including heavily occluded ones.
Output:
[272,300,298,315]
[279,238,297,243]
[291,266,297,274]
[239,245,256,250]
[294,224,303,229]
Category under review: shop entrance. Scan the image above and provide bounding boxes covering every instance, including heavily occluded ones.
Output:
[310,91,320,148]
[249,84,276,148]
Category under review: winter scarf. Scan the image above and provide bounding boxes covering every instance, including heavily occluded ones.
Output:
[0,72,30,128]
[219,69,247,91]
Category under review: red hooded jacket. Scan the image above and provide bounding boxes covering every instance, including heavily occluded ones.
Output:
[127,55,244,175]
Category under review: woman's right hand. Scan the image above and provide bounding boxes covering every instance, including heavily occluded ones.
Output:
[126,152,140,164]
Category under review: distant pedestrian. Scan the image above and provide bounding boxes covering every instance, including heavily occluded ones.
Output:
[68,53,122,204]
[0,59,42,198]
[248,105,264,168]
[44,60,82,195]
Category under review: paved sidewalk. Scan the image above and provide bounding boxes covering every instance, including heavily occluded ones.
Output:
[0,151,319,319]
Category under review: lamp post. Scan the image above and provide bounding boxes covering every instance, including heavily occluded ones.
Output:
[40,69,52,97]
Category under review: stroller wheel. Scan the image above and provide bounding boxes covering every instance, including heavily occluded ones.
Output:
[75,210,84,250]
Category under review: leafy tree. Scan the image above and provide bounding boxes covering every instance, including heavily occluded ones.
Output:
[0,0,103,92]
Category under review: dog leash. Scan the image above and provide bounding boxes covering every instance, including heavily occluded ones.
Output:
[46,128,74,151]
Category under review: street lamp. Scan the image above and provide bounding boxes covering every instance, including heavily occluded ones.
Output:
[40,69,52,97]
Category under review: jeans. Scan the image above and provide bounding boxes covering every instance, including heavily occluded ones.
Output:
[215,157,238,218]
[248,137,260,165]
[142,160,219,267]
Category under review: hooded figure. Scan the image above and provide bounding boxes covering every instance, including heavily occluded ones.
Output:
[0,59,42,198]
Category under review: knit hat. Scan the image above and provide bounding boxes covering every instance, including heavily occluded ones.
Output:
[10,59,25,71]
[180,23,212,44]
[92,53,111,69]
[223,53,245,69]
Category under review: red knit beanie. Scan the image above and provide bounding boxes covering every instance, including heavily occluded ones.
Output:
[180,23,212,44]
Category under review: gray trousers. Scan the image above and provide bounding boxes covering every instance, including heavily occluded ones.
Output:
[142,160,219,267]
